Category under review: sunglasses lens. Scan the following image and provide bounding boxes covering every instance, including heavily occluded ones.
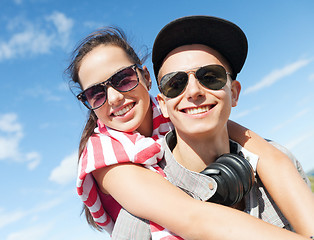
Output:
[111,67,139,92]
[159,72,188,98]
[78,65,140,110]
[196,65,227,90]
[84,84,107,109]
[159,65,228,98]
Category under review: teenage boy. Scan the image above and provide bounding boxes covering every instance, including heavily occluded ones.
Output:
[153,15,312,232]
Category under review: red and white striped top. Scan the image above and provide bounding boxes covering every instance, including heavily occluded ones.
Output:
[77,97,183,239]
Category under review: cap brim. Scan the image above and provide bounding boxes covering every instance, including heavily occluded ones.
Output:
[152,16,248,80]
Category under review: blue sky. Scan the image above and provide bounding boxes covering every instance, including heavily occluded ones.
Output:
[1,0,314,239]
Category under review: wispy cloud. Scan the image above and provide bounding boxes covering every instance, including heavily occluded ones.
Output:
[0,11,74,61]
[25,152,41,170]
[284,130,314,150]
[231,105,262,120]
[0,198,61,229]
[297,95,313,107]
[23,86,62,102]
[243,59,311,95]
[309,73,314,82]
[0,113,41,169]
[0,209,26,229]
[6,223,54,240]
[271,108,310,132]
[58,82,70,92]
[49,152,77,185]
[83,21,105,30]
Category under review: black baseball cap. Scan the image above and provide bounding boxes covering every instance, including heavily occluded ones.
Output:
[152,15,248,80]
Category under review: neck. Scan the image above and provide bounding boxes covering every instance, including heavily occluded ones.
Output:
[136,103,153,137]
[173,127,230,172]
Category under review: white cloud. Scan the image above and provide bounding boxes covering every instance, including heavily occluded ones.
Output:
[49,152,78,185]
[0,24,53,60]
[243,59,311,95]
[0,113,41,169]
[0,11,74,61]
[47,12,73,34]
[0,113,23,161]
[46,11,74,49]
[12,0,23,5]
[0,113,22,132]
[0,134,22,160]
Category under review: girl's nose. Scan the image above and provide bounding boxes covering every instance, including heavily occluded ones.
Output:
[107,86,124,106]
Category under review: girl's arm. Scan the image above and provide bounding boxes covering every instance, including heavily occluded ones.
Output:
[227,120,314,237]
[93,162,310,240]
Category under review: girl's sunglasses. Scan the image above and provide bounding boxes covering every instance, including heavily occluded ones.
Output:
[158,64,230,98]
[77,64,142,110]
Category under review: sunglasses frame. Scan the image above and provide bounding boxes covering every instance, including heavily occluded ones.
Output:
[158,64,231,98]
[77,64,142,110]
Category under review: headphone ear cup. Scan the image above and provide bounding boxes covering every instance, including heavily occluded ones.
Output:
[216,153,254,195]
[201,163,228,204]
[201,162,243,206]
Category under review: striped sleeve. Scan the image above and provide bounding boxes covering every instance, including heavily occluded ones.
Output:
[150,221,184,240]
[76,95,174,236]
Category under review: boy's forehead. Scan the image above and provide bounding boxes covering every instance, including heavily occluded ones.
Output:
[159,44,232,80]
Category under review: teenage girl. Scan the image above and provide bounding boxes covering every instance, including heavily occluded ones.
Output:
[66,26,313,239]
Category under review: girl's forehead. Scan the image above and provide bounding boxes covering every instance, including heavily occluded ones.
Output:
[83,45,130,66]
[78,45,133,89]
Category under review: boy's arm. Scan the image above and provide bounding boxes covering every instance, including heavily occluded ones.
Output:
[93,162,310,240]
[227,120,314,237]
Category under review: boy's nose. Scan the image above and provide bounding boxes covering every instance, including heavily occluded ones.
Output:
[184,73,205,100]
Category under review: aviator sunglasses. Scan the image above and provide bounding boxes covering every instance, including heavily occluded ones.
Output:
[158,64,231,98]
[77,64,142,110]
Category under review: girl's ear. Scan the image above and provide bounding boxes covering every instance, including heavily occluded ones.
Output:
[142,66,152,90]
[231,80,241,107]
[157,94,169,118]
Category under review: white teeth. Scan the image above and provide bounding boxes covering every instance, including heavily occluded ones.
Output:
[186,106,210,115]
[113,103,134,116]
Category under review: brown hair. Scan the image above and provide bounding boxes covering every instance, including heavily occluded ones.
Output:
[65,26,147,231]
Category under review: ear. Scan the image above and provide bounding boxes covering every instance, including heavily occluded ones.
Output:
[231,80,241,107]
[157,93,169,118]
[142,66,152,90]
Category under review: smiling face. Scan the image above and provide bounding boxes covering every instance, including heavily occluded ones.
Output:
[78,44,152,135]
[157,44,241,140]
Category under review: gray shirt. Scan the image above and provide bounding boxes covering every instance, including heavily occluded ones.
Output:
[111,130,310,239]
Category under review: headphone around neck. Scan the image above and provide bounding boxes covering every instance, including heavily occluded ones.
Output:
[200,153,254,206]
